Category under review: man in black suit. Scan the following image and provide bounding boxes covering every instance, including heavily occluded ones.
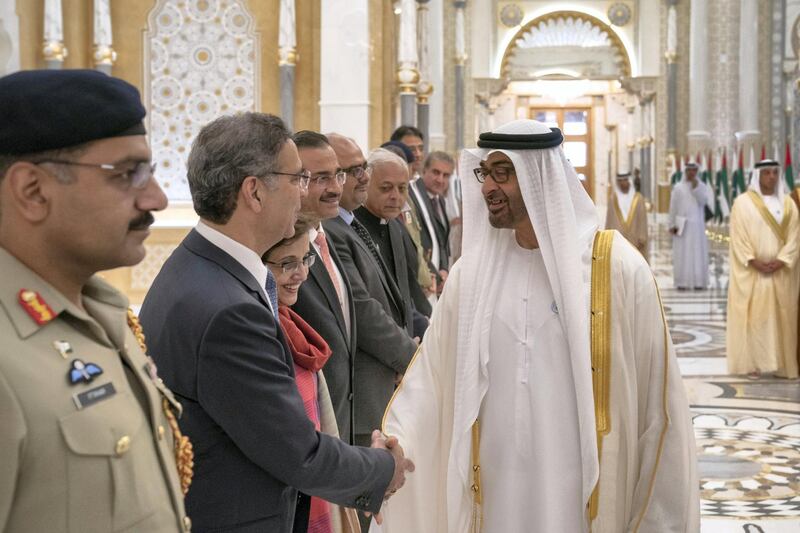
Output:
[289,131,356,445]
[355,149,430,337]
[408,151,454,286]
[323,135,418,449]
[139,114,412,532]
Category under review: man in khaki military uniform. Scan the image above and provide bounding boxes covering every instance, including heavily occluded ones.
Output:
[0,69,190,532]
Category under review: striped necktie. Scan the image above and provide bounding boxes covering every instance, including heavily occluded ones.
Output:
[265,270,279,318]
[351,217,389,280]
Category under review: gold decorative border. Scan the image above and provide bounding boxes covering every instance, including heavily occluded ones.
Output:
[588,229,614,520]
[499,10,632,80]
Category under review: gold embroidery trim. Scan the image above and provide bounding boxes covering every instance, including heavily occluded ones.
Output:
[471,420,483,532]
[746,190,792,243]
[380,343,422,433]
[588,230,614,521]
[613,192,641,231]
[631,284,672,532]
[127,309,194,495]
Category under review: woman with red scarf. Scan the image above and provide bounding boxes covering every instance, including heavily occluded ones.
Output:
[263,218,360,533]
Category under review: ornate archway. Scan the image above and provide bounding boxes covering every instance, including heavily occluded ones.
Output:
[500,11,632,81]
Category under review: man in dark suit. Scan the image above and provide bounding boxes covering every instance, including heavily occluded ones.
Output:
[408,151,454,285]
[355,149,430,337]
[289,131,356,445]
[323,135,418,449]
[139,114,411,532]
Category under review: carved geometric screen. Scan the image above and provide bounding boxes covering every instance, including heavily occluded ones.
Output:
[503,13,630,81]
[144,0,259,201]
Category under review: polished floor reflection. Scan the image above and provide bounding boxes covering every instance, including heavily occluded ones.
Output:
[653,218,800,532]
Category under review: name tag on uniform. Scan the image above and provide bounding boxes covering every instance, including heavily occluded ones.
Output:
[72,382,116,410]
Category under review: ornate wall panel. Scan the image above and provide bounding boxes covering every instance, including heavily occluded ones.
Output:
[758,1,773,145]
[707,0,740,149]
[145,0,260,201]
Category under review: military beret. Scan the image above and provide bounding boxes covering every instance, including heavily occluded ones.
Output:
[0,69,146,155]
[380,140,415,163]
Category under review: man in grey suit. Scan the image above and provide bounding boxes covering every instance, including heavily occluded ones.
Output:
[290,130,357,445]
[324,136,418,450]
[139,114,412,532]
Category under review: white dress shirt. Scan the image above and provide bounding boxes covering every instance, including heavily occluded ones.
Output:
[195,221,274,315]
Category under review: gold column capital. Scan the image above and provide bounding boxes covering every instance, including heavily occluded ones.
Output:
[43,40,68,62]
[93,45,117,67]
[397,66,420,94]
[279,48,297,66]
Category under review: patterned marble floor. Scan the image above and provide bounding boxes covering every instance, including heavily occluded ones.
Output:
[651,216,800,532]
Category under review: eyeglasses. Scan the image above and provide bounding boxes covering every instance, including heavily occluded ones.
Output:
[37,159,156,189]
[267,170,311,190]
[473,165,515,184]
[342,162,369,180]
[265,252,316,274]
[309,171,346,187]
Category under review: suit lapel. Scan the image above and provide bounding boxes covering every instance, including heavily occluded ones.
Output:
[307,247,349,341]
[183,229,270,309]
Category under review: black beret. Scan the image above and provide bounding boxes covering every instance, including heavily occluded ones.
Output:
[0,69,146,155]
[380,140,415,163]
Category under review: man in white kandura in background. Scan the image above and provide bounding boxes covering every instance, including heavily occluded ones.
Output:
[605,171,649,262]
[372,119,698,533]
[669,161,714,290]
[727,159,799,379]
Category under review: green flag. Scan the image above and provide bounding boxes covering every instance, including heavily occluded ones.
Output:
[731,147,746,200]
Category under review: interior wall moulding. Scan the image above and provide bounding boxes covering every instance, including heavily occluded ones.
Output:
[473,76,509,107]
[499,10,632,81]
[143,0,260,202]
[619,76,658,98]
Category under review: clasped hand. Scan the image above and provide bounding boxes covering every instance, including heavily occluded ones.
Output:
[366,429,415,524]
[749,258,785,274]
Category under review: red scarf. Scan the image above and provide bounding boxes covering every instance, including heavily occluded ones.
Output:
[278,306,333,533]
[279,306,332,371]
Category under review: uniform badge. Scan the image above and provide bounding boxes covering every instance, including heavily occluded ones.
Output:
[18,289,55,325]
[67,359,103,385]
[53,340,73,359]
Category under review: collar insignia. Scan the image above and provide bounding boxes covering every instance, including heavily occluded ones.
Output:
[18,289,56,326]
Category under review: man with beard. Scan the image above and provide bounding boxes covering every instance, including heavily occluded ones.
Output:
[139,116,412,532]
[0,69,191,531]
[605,171,649,262]
[373,119,697,533]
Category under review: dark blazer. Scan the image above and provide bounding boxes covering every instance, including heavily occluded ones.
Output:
[408,179,450,271]
[355,207,431,327]
[139,230,393,533]
[291,231,356,443]
[323,216,417,437]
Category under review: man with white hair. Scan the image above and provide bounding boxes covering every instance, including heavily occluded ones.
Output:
[727,159,799,379]
[605,171,649,262]
[373,119,698,533]
[668,161,714,290]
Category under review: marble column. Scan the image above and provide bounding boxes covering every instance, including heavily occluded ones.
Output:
[416,0,432,152]
[687,0,710,151]
[736,0,760,152]
[427,0,445,150]
[0,1,21,76]
[398,0,419,127]
[665,1,678,154]
[626,103,636,175]
[278,0,296,130]
[320,0,370,149]
[770,0,786,146]
[93,0,115,74]
[454,0,467,150]
[43,0,67,69]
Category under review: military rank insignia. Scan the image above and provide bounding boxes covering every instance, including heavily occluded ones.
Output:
[18,289,55,325]
[68,359,103,385]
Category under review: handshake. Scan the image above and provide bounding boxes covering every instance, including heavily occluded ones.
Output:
[368,429,415,523]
